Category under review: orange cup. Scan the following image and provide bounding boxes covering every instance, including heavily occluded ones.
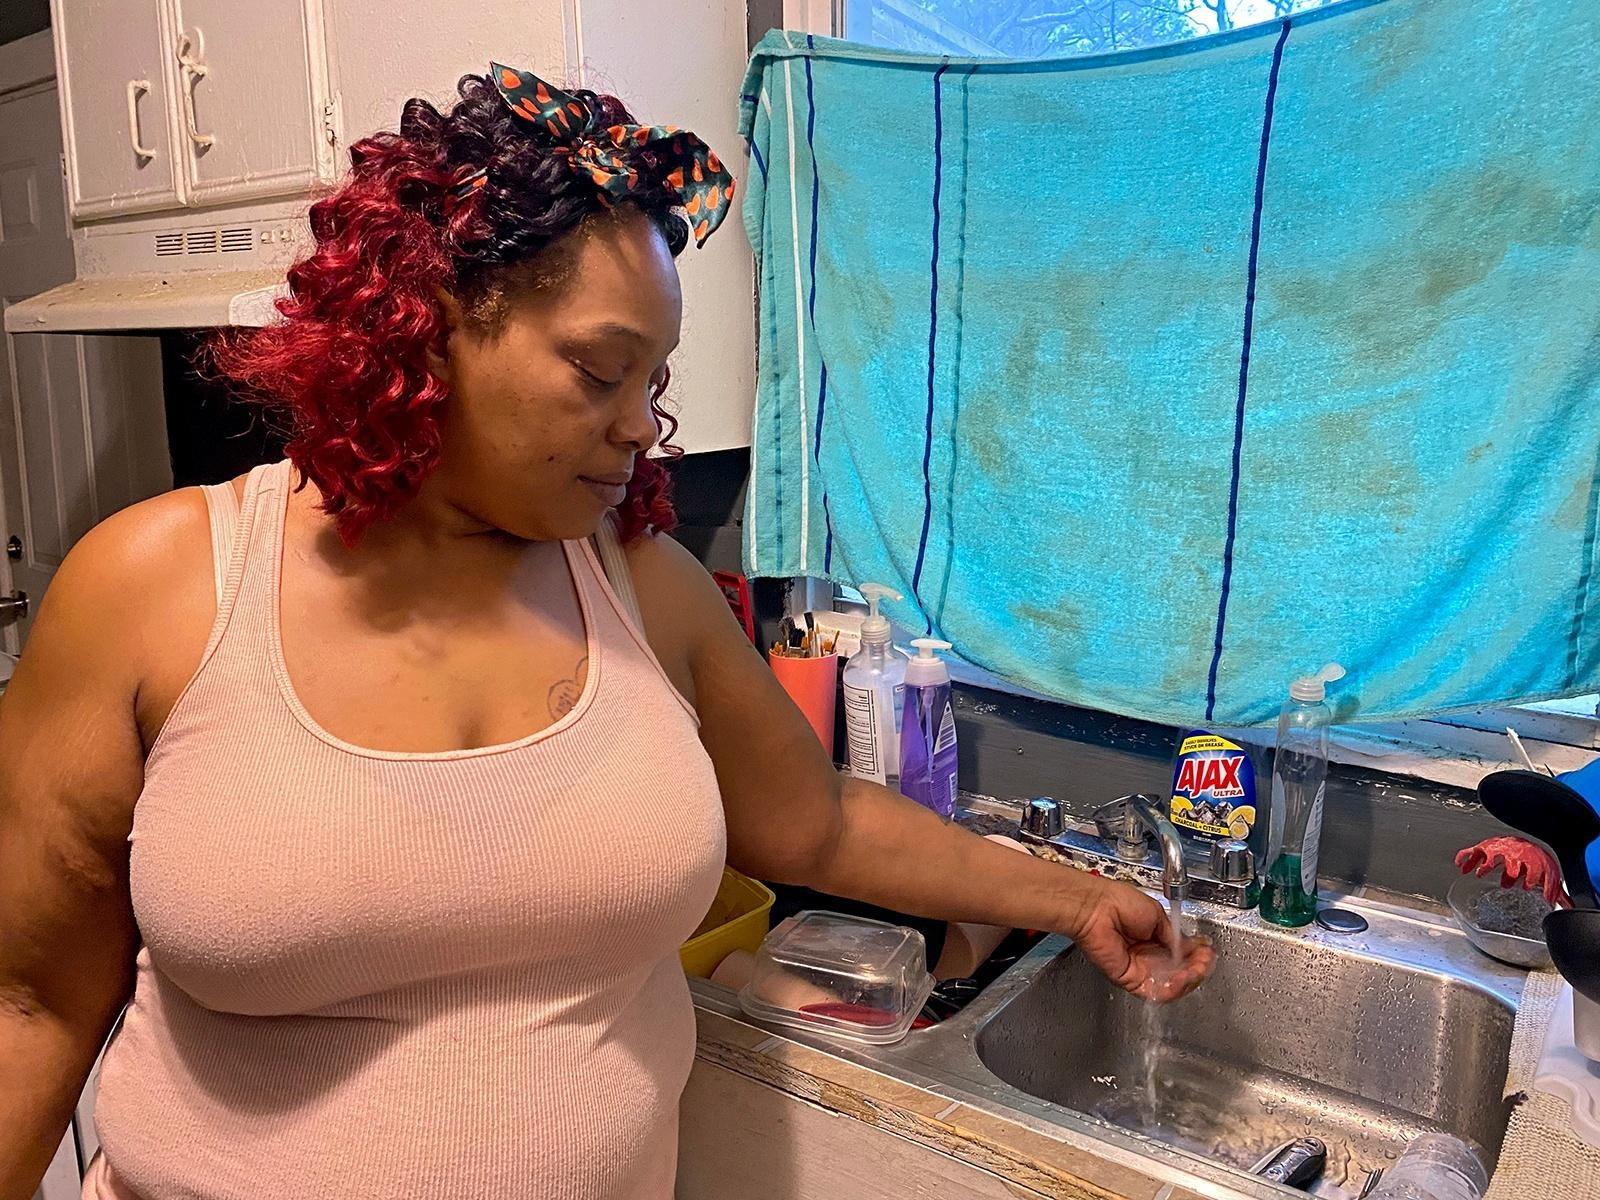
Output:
[768,651,839,758]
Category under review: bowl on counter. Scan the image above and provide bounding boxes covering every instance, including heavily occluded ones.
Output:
[680,868,775,979]
[1448,873,1554,970]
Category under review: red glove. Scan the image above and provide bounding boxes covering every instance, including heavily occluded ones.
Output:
[1455,836,1570,908]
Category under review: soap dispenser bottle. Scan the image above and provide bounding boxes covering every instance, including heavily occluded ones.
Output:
[900,638,959,818]
[841,584,909,788]
[1260,663,1345,928]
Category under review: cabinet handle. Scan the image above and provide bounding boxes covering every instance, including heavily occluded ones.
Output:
[175,31,215,150]
[0,591,27,623]
[126,80,155,160]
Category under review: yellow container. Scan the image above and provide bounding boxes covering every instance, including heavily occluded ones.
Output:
[680,868,776,979]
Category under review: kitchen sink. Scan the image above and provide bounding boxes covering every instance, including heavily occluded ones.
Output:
[698,891,1529,1199]
[974,909,1518,1196]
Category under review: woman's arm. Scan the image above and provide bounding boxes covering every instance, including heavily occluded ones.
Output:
[0,499,201,1200]
[628,537,1213,1001]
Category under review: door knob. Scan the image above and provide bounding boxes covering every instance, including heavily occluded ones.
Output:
[0,591,28,622]
[5,536,19,560]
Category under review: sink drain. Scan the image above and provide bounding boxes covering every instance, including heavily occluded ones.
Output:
[1315,907,1370,934]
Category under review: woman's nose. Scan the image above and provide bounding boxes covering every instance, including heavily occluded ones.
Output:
[613,383,661,452]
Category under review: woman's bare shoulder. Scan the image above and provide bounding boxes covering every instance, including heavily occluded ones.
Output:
[25,484,227,696]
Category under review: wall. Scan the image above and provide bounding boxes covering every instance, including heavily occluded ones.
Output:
[0,0,48,46]
[952,687,1493,904]
[322,0,755,456]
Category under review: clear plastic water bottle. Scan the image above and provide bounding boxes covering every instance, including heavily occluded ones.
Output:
[1370,1134,1488,1200]
[1260,663,1344,927]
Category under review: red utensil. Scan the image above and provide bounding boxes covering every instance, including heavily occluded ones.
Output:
[1455,836,1570,908]
[799,1001,935,1030]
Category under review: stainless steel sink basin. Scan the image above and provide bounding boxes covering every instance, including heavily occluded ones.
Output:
[974,908,1518,1196]
[695,888,1528,1199]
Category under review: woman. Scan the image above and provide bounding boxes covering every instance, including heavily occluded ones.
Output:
[0,66,1212,1200]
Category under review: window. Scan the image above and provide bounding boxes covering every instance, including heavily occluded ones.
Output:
[843,0,1342,57]
[783,0,1600,781]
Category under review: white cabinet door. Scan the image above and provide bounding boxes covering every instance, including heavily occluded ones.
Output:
[51,0,182,218]
[168,0,332,206]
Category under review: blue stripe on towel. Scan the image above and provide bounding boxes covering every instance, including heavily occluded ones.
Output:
[1206,18,1293,722]
[911,60,951,627]
[804,37,837,574]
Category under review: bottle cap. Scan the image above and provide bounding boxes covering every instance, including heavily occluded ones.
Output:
[905,638,953,686]
[1289,662,1346,703]
[857,584,902,647]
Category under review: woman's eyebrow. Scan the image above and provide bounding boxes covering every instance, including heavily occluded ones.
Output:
[571,321,651,345]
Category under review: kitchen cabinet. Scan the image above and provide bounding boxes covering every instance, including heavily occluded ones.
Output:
[37,0,754,450]
[50,0,333,218]
[52,0,180,216]
[679,1062,1056,1199]
[167,0,333,206]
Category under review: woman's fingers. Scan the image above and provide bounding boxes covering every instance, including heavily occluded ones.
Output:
[1124,935,1215,1004]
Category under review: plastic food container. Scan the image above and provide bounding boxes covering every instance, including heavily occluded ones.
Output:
[738,911,936,1045]
[1448,874,1554,970]
[679,868,776,979]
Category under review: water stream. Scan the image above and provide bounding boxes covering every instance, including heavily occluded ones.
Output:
[1137,884,1190,1129]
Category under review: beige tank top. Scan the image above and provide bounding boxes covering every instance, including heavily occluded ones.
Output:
[86,461,727,1200]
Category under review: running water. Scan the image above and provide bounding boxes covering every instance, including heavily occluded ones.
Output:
[1095,884,1194,1134]
[1166,884,1188,961]
[1137,883,1190,1129]
[1136,999,1163,1125]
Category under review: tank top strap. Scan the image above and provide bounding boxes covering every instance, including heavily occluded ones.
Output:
[199,481,240,608]
[192,461,289,662]
[567,531,699,724]
[592,513,645,630]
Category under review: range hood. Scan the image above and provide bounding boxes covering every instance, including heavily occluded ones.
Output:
[5,269,287,333]
[6,208,305,335]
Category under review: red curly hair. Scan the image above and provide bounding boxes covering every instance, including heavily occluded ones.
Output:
[211,73,690,546]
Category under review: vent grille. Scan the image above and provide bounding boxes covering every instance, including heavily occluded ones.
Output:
[153,225,261,260]
[185,229,220,255]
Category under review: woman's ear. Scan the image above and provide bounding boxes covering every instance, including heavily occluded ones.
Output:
[427,289,465,378]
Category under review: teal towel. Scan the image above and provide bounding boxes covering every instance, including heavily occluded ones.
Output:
[737,0,1600,726]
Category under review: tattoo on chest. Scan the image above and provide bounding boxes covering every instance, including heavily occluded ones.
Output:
[548,655,589,719]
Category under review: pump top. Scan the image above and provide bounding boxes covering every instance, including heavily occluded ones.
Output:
[905,638,953,686]
[857,584,903,647]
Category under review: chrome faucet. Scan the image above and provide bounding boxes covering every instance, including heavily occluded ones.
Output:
[1111,795,1188,900]
[1019,793,1256,909]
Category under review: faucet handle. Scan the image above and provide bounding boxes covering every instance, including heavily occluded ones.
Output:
[1020,796,1064,839]
[1091,795,1158,854]
[1089,795,1135,841]
[1210,838,1255,883]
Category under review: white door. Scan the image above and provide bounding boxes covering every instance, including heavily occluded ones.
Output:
[169,0,332,206]
[0,79,171,654]
[52,0,182,217]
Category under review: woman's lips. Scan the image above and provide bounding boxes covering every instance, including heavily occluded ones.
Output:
[580,475,630,505]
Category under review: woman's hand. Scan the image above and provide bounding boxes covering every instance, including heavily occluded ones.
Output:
[1066,877,1215,1003]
